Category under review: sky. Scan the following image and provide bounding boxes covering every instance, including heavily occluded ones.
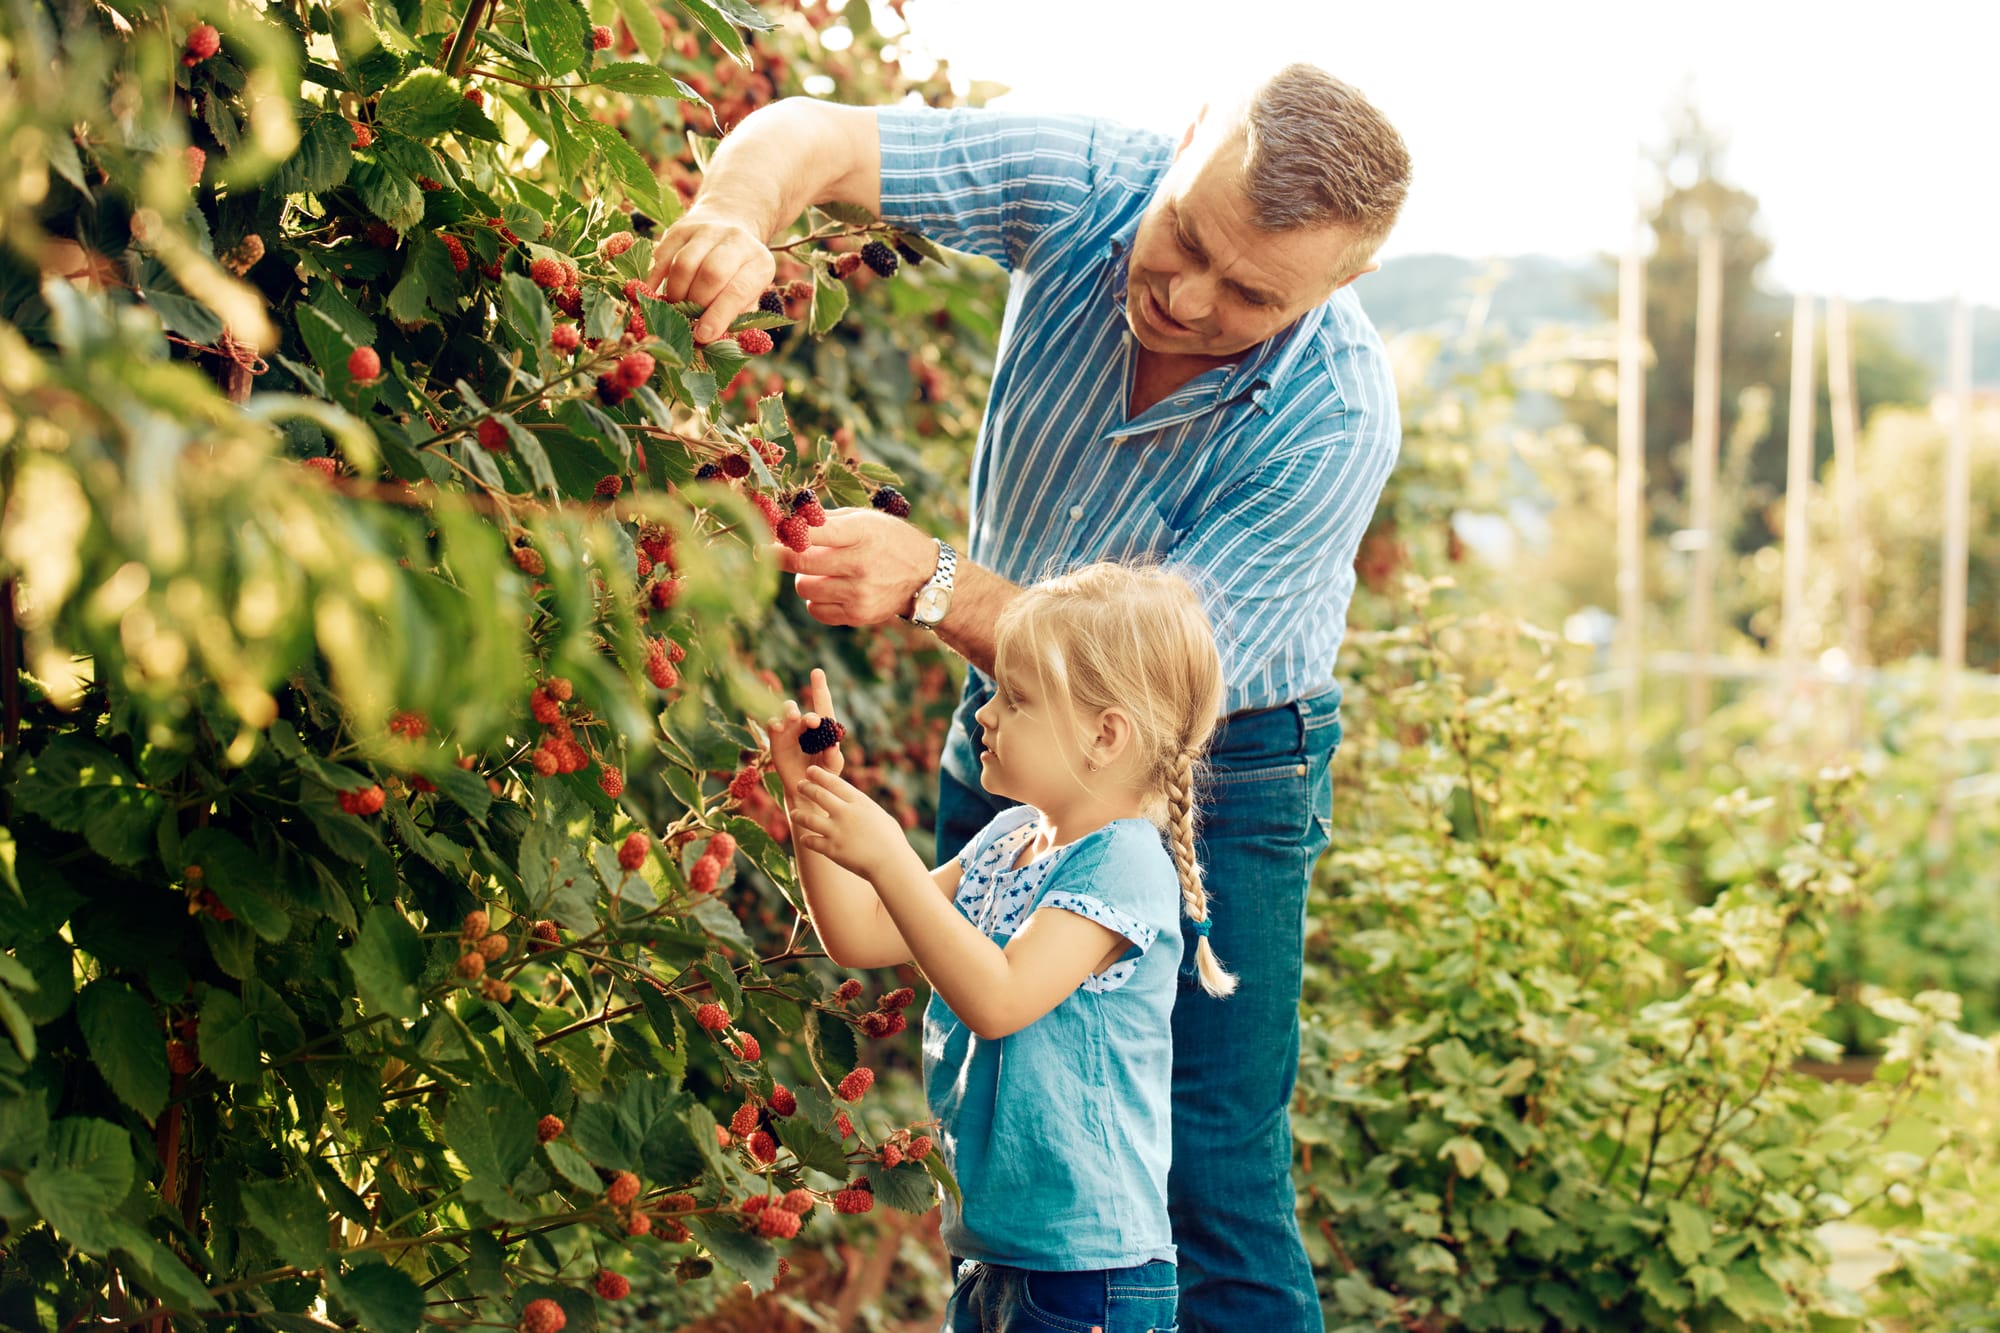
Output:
[892,0,2000,306]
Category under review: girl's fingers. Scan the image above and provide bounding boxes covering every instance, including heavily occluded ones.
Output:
[809,667,834,717]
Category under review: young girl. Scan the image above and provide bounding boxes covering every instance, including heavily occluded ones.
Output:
[765,562,1231,1333]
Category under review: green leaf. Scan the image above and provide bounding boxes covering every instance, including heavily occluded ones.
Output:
[346,904,424,1019]
[184,827,292,942]
[588,63,684,97]
[1427,1038,1477,1085]
[814,201,880,229]
[668,0,748,65]
[12,737,163,867]
[428,765,494,822]
[445,1083,537,1189]
[522,0,590,77]
[500,414,559,496]
[23,1118,134,1253]
[1636,1252,1691,1312]
[240,1175,331,1269]
[1663,1200,1713,1267]
[377,70,466,139]
[267,105,355,197]
[541,1139,601,1191]
[581,122,664,221]
[502,272,555,352]
[76,982,167,1121]
[808,264,849,336]
[328,1262,424,1333]
[102,1217,219,1310]
[772,1118,847,1179]
[611,0,662,60]
[1717,1258,1789,1318]
[387,234,461,324]
[692,1215,777,1290]
[862,1160,939,1214]
[197,988,263,1083]
[353,157,423,232]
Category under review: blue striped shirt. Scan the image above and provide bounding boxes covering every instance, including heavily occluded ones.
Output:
[876,107,1402,716]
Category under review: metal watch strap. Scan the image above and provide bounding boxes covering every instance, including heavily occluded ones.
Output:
[911,540,957,628]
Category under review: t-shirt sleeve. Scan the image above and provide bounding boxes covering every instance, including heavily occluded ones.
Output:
[1032,823,1176,963]
[875,106,1102,273]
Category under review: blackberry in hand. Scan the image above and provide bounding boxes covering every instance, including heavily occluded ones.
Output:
[871,485,911,519]
[798,717,846,754]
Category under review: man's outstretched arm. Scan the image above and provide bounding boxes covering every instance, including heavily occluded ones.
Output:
[774,509,1017,677]
[647,98,881,344]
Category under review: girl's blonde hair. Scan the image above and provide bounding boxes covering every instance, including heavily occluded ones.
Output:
[992,562,1236,997]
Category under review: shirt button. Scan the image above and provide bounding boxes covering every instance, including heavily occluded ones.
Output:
[1110,435,1127,445]
[1068,505,1084,521]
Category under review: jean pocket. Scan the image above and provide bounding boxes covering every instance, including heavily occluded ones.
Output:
[1016,1269,1107,1332]
[1203,760,1311,845]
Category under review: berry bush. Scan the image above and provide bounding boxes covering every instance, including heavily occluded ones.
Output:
[0,0,993,1327]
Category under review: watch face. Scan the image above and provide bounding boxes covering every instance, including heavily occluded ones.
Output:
[914,588,949,623]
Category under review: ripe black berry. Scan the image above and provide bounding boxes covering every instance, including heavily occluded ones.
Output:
[893,238,924,267]
[695,462,723,480]
[860,240,899,278]
[798,717,846,755]
[871,485,911,519]
[758,290,786,316]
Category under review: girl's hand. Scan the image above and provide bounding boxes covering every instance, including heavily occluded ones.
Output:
[764,668,845,794]
[789,768,907,882]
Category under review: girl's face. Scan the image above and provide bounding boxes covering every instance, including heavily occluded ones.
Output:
[972,667,1095,810]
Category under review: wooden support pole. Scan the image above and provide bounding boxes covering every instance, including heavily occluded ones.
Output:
[1616,231,1648,764]
[1685,227,1723,753]
[1779,294,1817,712]
[1939,297,1973,797]
[1825,296,1867,750]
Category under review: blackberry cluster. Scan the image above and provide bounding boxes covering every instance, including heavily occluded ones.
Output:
[758,290,787,316]
[871,485,911,519]
[860,239,899,278]
[798,717,846,754]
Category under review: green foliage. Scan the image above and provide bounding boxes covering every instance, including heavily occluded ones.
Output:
[1296,584,1992,1330]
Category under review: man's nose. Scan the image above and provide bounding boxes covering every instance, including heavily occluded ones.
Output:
[1166,273,1212,326]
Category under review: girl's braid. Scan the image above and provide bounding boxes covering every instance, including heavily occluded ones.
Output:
[1167,746,1236,998]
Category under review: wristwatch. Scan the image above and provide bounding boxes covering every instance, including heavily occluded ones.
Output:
[909,539,957,630]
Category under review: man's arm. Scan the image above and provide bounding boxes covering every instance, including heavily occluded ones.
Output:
[774,509,1017,676]
[647,98,881,344]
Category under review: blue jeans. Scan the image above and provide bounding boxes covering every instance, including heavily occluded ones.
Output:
[943,1257,1179,1333]
[939,681,1341,1333]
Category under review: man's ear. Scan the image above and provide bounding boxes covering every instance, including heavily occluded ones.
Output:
[1331,260,1381,294]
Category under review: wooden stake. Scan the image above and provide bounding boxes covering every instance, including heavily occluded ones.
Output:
[1616,231,1647,764]
[1825,296,1866,749]
[1779,294,1817,711]
[1685,227,1723,752]
[1939,297,1973,799]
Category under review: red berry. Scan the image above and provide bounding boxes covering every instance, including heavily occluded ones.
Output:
[757,1205,799,1238]
[881,1143,903,1169]
[530,920,560,951]
[791,491,827,527]
[599,766,624,798]
[728,1030,760,1061]
[694,1002,729,1031]
[556,287,583,318]
[617,831,650,871]
[748,1130,777,1164]
[833,979,863,1004]
[645,640,680,691]
[871,485,911,519]
[302,457,339,478]
[477,417,509,452]
[595,375,630,407]
[769,1084,797,1117]
[740,1193,770,1214]
[730,1101,760,1138]
[531,746,559,777]
[706,832,737,863]
[624,1211,651,1236]
[519,1299,565,1333]
[775,514,811,552]
[605,1170,640,1207]
[594,474,623,499]
[529,257,562,288]
[551,323,581,353]
[351,122,374,150]
[860,1010,907,1039]
[833,252,863,279]
[167,1039,198,1075]
[593,1270,629,1300]
[720,453,751,479]
[183,146,206,187]
[781,1188,814,1215]
[688,855,721,896]
[737,327,773,355]
[832,1186,874,1215]
[560,259,580,287]
[441,234,468,271]
[590,24,613,49]
[907,1134,933,1160]
[836,1067,874,1102]
[455,952,486,980]
[464,87,485,108]
[347,346,381,383]
[536,1113,564,1142]
[882,987,916,1010]
[530,687,562,725]
[728,765,762,803]
[752,492,784,534]
[546,677,573,702]
[184,23,220,62]
[600,230,635,258]
[615,351,656,390]
[648,577,682,611]
[834,1111,853,1139]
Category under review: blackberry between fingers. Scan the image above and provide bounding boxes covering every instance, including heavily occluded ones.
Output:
[798,716,846,754]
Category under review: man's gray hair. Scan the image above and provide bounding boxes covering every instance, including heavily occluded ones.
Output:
[1236,64,1411,273]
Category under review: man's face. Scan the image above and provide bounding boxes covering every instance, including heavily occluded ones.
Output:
[1125,126,1370,360]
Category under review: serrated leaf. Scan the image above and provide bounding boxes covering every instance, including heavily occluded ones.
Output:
[1664,1200,1712,1267]
[197,988,263,1083]
[523,0,589,77]
[808,265,849,336]
[446,1083,538,1188]
[541,1139,600,1191]
[328,1263,423,1333]
[814,201,880,229]
[669,0,747,65]
[862,1160,938,1214]
[475,29,545,72]
[581,121,665,221]
[502,272,555,351]
[240,1175,331,1269]
[76,983,167,1121]
[268,105,355,197]
[378,69,466,139]
[772,1118,847,1179]
[589,63,682,96]
[184,827,292,942]
[352,157,423,232]
[387,233,460,324]
[346,904,423,1019]
[12,737,163,867]
[692,1215,777,1290]
[22,1118,134,1253]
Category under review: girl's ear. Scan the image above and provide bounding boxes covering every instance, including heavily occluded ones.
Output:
[1088,707,1135,768]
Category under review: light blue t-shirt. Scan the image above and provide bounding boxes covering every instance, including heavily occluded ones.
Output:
[924,805,1184,1270]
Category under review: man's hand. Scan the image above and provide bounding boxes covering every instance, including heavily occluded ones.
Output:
[764,668,846,795]
[777,508,938,627]
[789,767,910,883]
[646,209,775,345]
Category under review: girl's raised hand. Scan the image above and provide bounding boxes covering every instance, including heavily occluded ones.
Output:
[789,767,905,881]
[764,668,846,794]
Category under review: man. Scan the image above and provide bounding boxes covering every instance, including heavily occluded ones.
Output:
[650,65,1409,1331]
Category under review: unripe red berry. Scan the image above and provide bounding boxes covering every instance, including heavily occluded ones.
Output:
[748,1130,777,1164]
[347,346,381,383]
[605,1170,640,1207]
[624,1210,651,1236]
[615,351,655,390]
[775,514,811,553]
[545,676,573,702]
[167,1039,198,1075]
[455,951,486,980]
[464,87,485,108]
[729,765,762,803]
[688,855,721,896]
[594,474,623,499]
[737,327,773,355]
[881,1143,903,1168]
[834,1110,853,1139]
[592,1270,628,1300]
[529,257,561,288]
[769,1084,797,1117]
[907,1134,934,1160]
[599,766,624,798]
[477,934,507,962]
[707,832,736,863]
[882,987,916,1010]
[730,1101,760,1138]
[520,1299,565,1333]
[618,831,649,871]
[833,979,863,1004]
[302,456,339,478]
[600,230,635,258]
[536,1113,564,1142]
[728,1030,760,1061]
[477,417,509,452]
[479,976,512,1003]
[462,909,490,941]
[530,920,560,951]
[836,1067,874,1102]
[781,1188,815,1215]
[694,1002,729,1031]
[832,1186,874,1214]
[757,1205,799,1238]
[648,577,682,611]
[551,323,581,353]
[590,24,613,49]
[833,252,863,279]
